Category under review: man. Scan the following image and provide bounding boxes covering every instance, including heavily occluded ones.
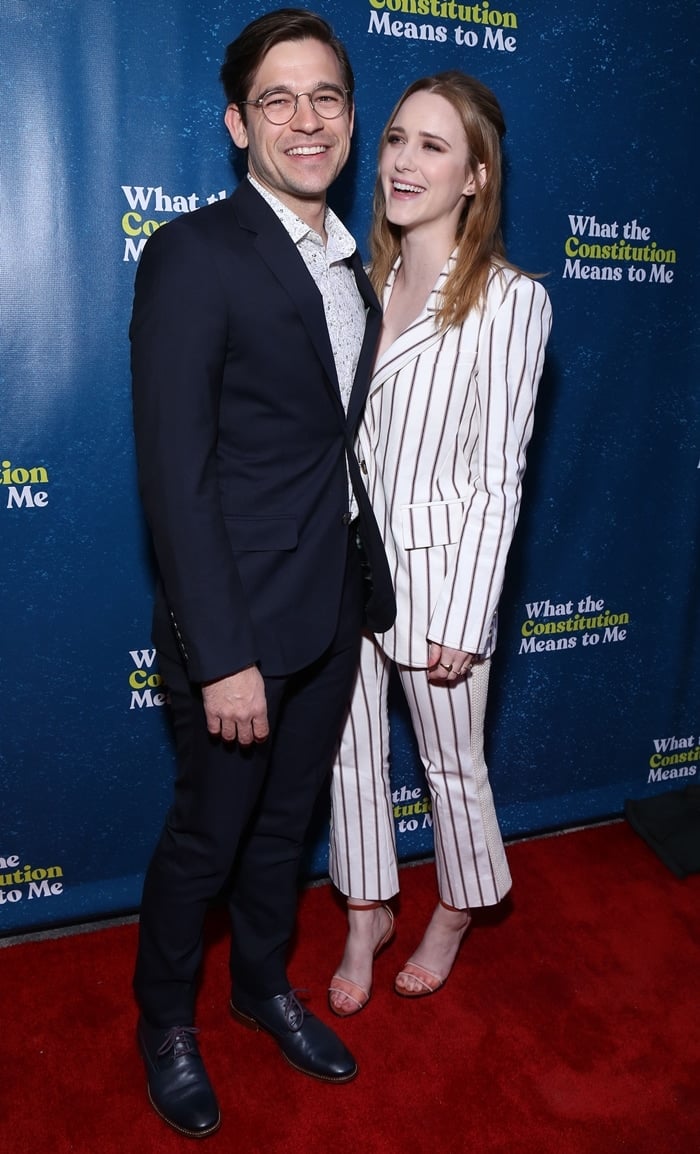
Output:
[130,8,395,1139]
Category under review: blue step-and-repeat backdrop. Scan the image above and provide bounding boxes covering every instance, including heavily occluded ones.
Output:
[2,0,698,931]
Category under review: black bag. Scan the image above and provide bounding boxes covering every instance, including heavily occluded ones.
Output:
[353,520,374,612]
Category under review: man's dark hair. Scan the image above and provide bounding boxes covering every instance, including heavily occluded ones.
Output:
[220,8,354,117]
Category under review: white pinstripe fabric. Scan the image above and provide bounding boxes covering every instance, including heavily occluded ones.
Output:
[329,639,511,907]
[329,634,397,899]
[329,257,551,908]
[363,259,552,665]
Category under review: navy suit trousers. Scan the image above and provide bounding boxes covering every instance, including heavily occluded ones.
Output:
[134,539,364,1027]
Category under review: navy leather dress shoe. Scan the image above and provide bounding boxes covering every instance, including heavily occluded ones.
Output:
[230,989,358,1083]
[137,1018,221,1138]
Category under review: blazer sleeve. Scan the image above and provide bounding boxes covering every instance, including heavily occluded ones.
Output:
[130,218,258,683]
[427,273,552,655]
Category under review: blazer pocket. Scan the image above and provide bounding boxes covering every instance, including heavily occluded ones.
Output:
[224,515,298,551]
[401,500,465,550]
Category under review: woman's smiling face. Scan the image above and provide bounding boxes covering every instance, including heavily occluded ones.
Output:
[380,89,482,239]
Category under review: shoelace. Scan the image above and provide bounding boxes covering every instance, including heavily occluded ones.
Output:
[156,1025,200,1058]
[279,989,310,1031]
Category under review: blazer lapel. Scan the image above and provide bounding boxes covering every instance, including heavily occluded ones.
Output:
[232,182,383,427]
[369,256,454,395]
[232,181,341,406]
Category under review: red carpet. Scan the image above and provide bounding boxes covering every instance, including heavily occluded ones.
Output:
[3,822,699,1153]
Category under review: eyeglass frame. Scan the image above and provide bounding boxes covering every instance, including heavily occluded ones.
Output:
[238,84,351,125]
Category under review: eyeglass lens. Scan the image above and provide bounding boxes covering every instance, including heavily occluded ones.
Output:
[259,86,347,124]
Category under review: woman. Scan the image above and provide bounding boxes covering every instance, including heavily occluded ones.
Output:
[328,71,552,1013]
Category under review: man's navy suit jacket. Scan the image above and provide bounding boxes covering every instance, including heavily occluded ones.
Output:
[131,179,395,684]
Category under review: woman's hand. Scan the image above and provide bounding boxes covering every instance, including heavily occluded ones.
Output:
[427,642,477,684]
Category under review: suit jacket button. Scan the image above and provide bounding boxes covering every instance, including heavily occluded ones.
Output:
[360,460,368,475]
[341,512,352,525]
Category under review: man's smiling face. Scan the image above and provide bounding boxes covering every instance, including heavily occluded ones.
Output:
[225,37,354,227]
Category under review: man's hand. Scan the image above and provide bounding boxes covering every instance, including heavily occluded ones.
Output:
[201,666,269,746]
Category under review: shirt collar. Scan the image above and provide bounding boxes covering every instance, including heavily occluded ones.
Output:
[247,175,356,261]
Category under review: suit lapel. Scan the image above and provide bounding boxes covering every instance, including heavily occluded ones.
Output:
[232,182,382,428]
[232,181,341,407]
[369,256,454,395]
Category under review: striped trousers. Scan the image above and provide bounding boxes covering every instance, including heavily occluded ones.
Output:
[329,634,512,909]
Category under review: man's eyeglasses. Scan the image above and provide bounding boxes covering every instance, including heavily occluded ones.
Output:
[239,85,350,126]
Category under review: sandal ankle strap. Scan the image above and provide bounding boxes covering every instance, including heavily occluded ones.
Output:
[438,898,469,913]
[346,900,388,911]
